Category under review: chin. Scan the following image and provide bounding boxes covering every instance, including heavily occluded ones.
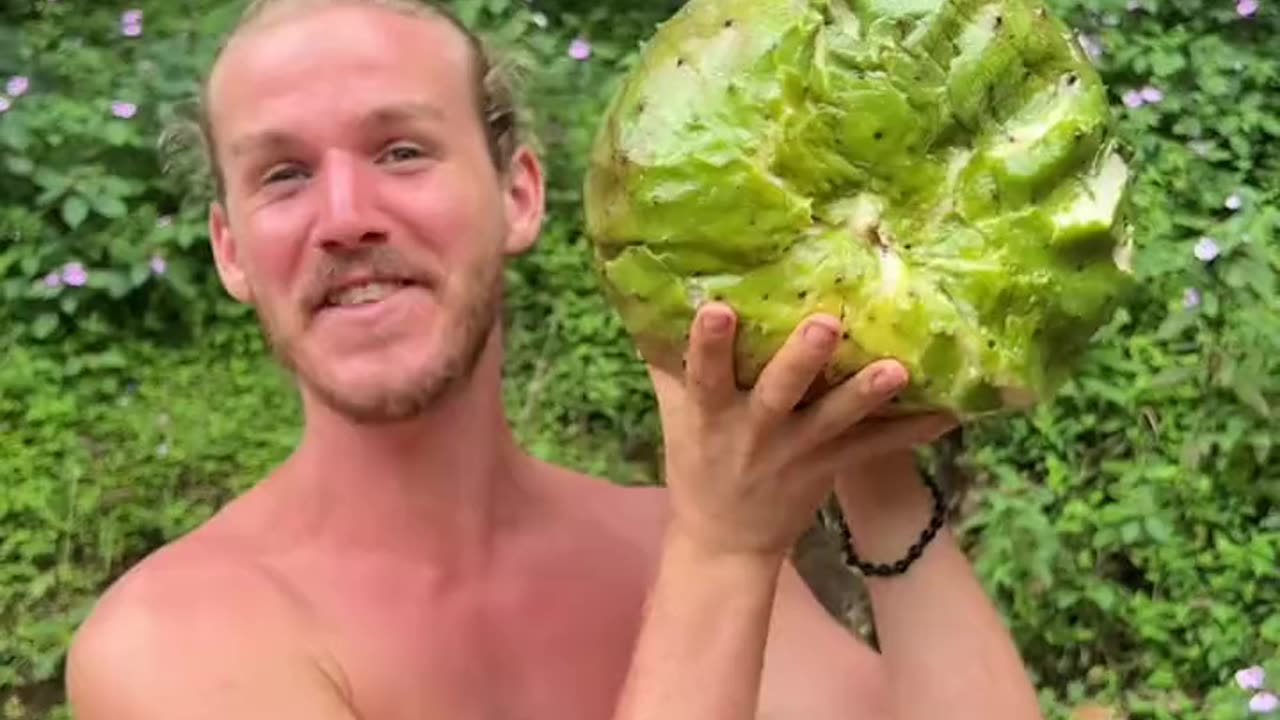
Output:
[296,320,494,424]
[255,270,502,424]
[300,345,458,423]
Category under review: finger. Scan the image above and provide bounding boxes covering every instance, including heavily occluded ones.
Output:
[749,315,841,423]
[684,302,739,413]
[805,413,958,477]
[794,359,910,448]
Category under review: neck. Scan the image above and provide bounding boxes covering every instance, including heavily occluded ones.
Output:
[275,328,533,570]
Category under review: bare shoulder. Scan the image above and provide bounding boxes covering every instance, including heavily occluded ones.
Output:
[66,535,353,720]
[538,461,672,538]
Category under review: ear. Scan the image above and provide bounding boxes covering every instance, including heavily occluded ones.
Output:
[501,145,545,257]
[208,201,253,303]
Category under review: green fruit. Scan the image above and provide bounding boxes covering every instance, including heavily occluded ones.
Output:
[583,0,1135,419]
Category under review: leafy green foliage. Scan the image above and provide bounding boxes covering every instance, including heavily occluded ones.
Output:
[957,0,1280,715]
[0,0,1276,718]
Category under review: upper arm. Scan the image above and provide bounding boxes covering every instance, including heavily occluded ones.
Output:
[65,559,357,720]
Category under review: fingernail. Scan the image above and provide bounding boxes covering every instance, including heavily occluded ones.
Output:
[805,323,836,347]
[873,366,905,393]
[702,311,730,334]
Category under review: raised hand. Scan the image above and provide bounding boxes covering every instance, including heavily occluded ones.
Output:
[645,301,957,560]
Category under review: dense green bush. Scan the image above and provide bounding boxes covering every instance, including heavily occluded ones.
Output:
[0,0,1276,718]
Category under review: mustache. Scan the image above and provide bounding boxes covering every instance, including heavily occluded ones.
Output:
[300,246,437,309]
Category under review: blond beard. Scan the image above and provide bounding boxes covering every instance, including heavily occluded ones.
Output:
[254,255,504,424]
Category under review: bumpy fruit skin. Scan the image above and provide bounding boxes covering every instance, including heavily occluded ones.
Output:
[583,0,1135,418]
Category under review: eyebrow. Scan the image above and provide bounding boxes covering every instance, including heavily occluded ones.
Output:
[227,102,447,158]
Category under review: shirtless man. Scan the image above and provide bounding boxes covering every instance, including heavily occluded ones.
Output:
[64,1,1044,718]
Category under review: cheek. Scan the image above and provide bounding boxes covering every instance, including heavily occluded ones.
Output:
[240,204,312,302]
[393,168,502,260]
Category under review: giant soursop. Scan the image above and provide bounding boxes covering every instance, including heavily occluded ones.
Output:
[583,0,1135,418]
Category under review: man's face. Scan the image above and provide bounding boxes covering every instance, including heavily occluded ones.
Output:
[205,4,543,423]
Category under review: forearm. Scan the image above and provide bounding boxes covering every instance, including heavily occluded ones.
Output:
[837,463,1042,720]
[612,528,782,720]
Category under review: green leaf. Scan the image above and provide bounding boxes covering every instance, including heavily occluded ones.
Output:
[1143,516,1174,543]
[30,313,59,339]
[91,194,128,219]
[61,196,89,229]
[4,155,35,176]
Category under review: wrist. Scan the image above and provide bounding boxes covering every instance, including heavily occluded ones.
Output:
[663,524,789,583]
[834,456,949,576]
[838,475,936,553]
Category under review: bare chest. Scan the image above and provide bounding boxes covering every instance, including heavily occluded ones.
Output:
[294,547,657,720]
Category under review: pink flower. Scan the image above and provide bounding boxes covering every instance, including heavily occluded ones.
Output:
[121,9,143,36]
[1140,86,1164,103]
[1123,90,1145,108]
[43,272,62,288]
[111,101,137,119]
[1251,692,1278,713]
[0,97,9,114]
[6,76,28,97]
[1237,0,1259,16]
[1237,665,1266,691]
[61,262,88,287]
[149,255,167,275]
[568,38,592,60]
[1183,288,1201,308]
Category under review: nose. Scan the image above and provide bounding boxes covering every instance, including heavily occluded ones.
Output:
[312,150,388,250]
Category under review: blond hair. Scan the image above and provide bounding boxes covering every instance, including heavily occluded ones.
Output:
[163,0,524,202]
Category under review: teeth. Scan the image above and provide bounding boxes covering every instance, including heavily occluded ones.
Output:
[327,281,404,307]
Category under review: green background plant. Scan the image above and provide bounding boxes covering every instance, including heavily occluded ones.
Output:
[0,0,1276,719]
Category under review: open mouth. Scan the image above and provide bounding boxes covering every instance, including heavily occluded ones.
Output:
[320,279,418,310]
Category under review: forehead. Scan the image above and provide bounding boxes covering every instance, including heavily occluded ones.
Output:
[206,4,477,146]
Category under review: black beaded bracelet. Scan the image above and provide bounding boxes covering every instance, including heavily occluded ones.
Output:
[835,474,948,577]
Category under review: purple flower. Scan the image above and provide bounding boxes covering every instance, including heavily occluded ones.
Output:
[1225,193,1243,211]
[1237,0,1259,16]
[43,272,62,289]
[149,254,167,275]
[111,101,137,119]
[1237,666,1267,691]
[6,76,28,97]
[1183,288,1201,308]
[61,262,88,287]
[1251,692,1279,713]
[1123,90,1145,108]
[568,38,592,60]
[121,9,143,36]
[0,97,9,114]
[1140,86,1164,103]
[1194,237,1221,262]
